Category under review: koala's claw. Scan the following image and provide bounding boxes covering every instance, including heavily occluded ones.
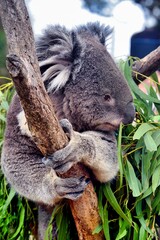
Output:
[83,177,91,184]
[59,119,74,139]
[55,176,90,200]
[42,156,53,166]
[53,160,75,174]
[43,150,77,173]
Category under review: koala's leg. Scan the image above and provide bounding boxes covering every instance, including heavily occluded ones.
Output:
[43,119,118,183]
[38,204,56,240]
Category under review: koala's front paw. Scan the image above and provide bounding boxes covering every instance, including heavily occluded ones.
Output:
[55,176,90,200]
[42,119,82,174]
[42,149,76,174]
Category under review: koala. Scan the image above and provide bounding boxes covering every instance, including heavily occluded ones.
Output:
[1,22,135,239]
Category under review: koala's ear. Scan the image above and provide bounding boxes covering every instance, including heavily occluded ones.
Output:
[36,25,73,92]
[77,22,112,45]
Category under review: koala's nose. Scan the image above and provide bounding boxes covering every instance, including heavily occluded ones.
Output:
[122,102,135,124]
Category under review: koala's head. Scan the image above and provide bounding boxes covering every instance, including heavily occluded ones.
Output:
[36,22,135,132]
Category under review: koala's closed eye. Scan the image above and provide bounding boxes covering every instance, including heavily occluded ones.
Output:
[100,135,115,143]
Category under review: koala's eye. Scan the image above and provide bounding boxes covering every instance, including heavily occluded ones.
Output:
[104,94,111,102]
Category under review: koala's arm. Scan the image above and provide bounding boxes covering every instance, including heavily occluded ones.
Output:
[1,96,88,206]
[43,119,118,183]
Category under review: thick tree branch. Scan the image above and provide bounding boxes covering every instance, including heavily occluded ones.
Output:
[0,0,103,239]
[132,46,160,81]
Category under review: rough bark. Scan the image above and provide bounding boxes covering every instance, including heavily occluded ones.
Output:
[132,46,160,82]
[0,0,103,239]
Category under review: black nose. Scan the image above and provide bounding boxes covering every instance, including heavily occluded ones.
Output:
[122,102,135,124]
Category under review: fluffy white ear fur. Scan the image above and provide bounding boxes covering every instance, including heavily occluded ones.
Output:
[39,56,71,92]
[47,67,71,92]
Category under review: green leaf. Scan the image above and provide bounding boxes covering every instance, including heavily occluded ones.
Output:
[45,204,63,240]
[145,197,152,211]
[141,187,152,200]
[136,201,153,235]
[2,188,16,213]
[139,226,147,240]
[133,123,156,140]
[0,115,6,122]
[152,189,160,211]
[103,184,132,226]
[103,202,110,240]
[123,60,160,104]
[152,130,160,147]
[116,229,127,240]
[125,160,141,197]
[117,123,123,188]
[152,164,160,194]
[98,185,104,221]
[116,219,128,240]
[141,149,152,193]
[1,100,9,111]
[144,132,157,152]
[10,206,25,239]
[133,222,139,240]
[151,115,160,122]
[56,207,63,231]
[92,225,102,234]
[97,188,110,239]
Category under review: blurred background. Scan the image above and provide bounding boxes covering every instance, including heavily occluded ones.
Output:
[0,0,160,77]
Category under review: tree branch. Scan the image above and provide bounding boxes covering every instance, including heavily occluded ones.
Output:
[0,0,103,239]
[132,46,160,81]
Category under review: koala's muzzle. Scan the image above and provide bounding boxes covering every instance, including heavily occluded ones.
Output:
[122,101,135,125]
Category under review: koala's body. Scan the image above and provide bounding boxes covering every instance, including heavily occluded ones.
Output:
[1,22,135,239]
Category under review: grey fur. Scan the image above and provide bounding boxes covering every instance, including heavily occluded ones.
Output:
[1,22,135,239]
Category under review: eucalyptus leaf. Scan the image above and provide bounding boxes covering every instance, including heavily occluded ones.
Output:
[125,160,141,197]
[103,203,110,240]
[144,132,157,152]
[133,123,156,140]
[136,201,153,235]
[92,225,102,234]
[152,188,160,211]
[152,130,160,147]
[152,164,160,194]
[0,115,6,122]
[1,100,9,111]
[124,61,160,104]
[116,228,127,240]
[10,206,25,240]
[139,226,147,240]
[2,188,16,213]
[133,222,139,240]
[103,184,132,226]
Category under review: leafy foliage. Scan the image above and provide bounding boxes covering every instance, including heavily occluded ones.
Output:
[0,78,37,240]
[0,77,13,138]
[96,59,160,240]
[0,58,160,239]
[0,30,8,78]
